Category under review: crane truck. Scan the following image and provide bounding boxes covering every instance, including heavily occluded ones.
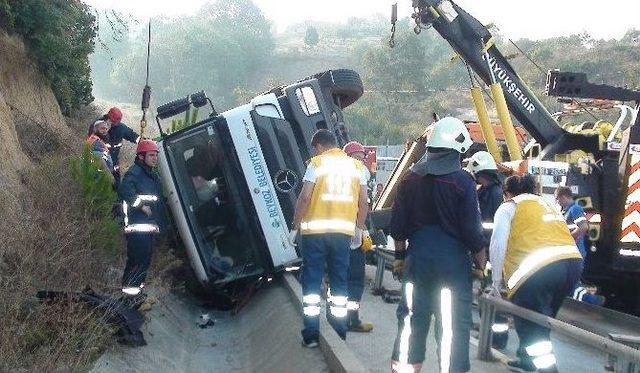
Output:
[373,0,640,315]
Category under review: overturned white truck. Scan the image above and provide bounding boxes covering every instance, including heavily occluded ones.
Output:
[154,70,364,298]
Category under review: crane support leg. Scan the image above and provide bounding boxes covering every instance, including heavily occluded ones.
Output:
[490,83,522,160]
[471,87,502,162]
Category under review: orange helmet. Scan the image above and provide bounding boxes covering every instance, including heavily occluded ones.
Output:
[136,139,158,154]
[107,107,123,123]
[343,141,365,156]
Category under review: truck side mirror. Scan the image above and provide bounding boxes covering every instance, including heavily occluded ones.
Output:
[191,91,208,108]
[191,91,218,117]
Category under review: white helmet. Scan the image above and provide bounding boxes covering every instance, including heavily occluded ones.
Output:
[466,151,498,174]
[426,117,473,154]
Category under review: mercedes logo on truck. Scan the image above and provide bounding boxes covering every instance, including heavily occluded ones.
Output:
[274,169,298,193]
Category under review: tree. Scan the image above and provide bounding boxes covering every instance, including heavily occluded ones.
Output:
[89,10,135,101]
[102,0,275,109]
[1,0,97,114]
[304,25,319,47]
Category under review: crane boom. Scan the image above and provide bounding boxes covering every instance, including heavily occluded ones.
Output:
[413,0,600,158]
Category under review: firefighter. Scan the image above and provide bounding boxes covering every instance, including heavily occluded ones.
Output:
[291,130,369,347]
[389,117,487,373]
[466,151,503,225]
[490,174,583,373]
[343,141,374,333]
[466,150,509,349]
[119,139,165,295]
[86,120,115,184]
[555,186,605,305]
[88,107,141,187]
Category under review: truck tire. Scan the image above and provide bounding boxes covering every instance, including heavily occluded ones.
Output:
[184,267,238,310]
[184,265,211,298]
[312,69,364,109]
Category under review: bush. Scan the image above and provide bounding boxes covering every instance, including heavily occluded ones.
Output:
[0,0,97,114]
[168,107,199,135]
[70,145,120,255]
[0,153,121,371]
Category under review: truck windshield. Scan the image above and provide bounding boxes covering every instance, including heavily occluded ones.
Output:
[166,126,265,283]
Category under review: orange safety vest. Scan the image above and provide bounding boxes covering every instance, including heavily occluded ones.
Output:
[86,134,100,145]
[503,194,582,297]
[301,148,364,236]
[86,134,109,154]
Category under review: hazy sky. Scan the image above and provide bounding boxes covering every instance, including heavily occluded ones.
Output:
[84,0,639,40]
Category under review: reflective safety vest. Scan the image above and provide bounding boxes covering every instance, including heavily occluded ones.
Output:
[119,162,164,235]
[87,134,108,158]
[503,194,582,297]
[122,194,160,234]
[301,148,364,236]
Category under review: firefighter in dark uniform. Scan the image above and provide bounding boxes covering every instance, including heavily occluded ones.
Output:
[119,139,165,295]
[466,151,503,225]
[389,117,487,373]
[466,150,509,349]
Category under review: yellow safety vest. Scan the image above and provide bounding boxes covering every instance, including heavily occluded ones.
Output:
[503,194,582,297]
[301,148,364,236]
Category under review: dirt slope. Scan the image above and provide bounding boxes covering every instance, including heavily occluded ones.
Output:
[0,29,76,213]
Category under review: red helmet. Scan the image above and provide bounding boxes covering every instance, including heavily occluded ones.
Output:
[107,107,123,123]
[343,141,365,156]
[136,139,158,154]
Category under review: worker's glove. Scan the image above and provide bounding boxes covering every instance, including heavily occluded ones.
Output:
[360,229,373,253]
[474,260,493,281]
[484,261,492,278]
[288,229,298,247]
[472,268,484,280]
[141,206,152,216]
[392,250,406,280]
[392,260,404,280]
[472,249,487,271]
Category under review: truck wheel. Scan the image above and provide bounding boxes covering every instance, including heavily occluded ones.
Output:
[184,268,237,310]
[316,69,364,109]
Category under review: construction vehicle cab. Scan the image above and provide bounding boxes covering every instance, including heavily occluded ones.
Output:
[155,69,364,293]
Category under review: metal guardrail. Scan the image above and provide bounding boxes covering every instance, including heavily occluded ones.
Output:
[478,294,640,372]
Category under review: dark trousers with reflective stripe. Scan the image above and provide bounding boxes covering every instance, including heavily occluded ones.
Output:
[392,225,473,372]
[491,313,510,349]
[348,247,366,326]
[112,168,121,191]
[572,283,602,304]
[511,258,583,364]
[122,232,154,287]
[301,233,350,341]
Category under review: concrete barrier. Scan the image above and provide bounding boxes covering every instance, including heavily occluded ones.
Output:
[282,273,369,373]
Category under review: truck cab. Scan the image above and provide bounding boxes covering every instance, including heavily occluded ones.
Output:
[155,69,364,291]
